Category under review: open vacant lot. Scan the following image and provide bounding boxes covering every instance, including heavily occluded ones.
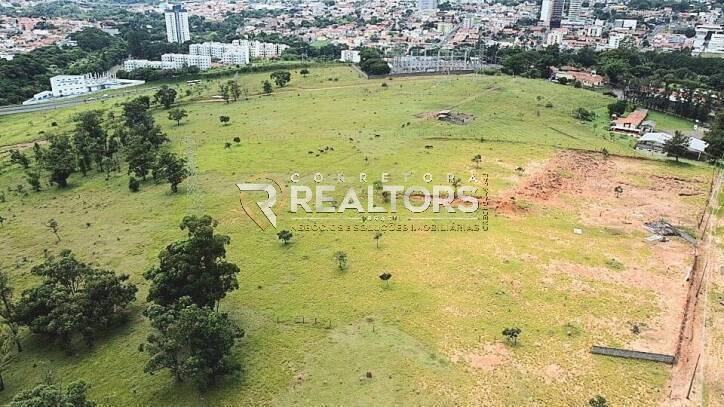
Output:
[0,66,716,405]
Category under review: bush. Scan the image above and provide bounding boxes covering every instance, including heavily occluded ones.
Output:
[128,176,140,192]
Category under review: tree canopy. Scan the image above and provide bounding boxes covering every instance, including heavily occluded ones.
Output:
[13,250,137,350]
[144,215,240,308]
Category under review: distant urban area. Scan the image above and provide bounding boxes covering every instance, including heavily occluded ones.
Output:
[0,0,722,108]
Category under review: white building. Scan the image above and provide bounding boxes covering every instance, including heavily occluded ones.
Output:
[608,33,626,49]
[587,25,603,37]
[123,59,180,71]
[161,53,212,70]
[613,19,638,31]
[24,73,144,104]
[418,0,438,14]
[568,0,583,20]
[189,42,251,65]
[340,49,361,63]
[50,74,99,97]
[539,0,564,27]
[165,4,191,44]
[221,50,250,65]
[692,24,724,56]
[233,40,289,59]
[545,30,565,46]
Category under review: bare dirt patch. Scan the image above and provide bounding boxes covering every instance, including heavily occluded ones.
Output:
[494,150,708,229]
[449,343,511,372]
[547,259,688,355]
[494,150,611,215]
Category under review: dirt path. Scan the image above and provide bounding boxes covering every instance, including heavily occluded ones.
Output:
[665,169,721,405]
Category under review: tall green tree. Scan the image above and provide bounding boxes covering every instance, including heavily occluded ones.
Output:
[140,300,241,389]
[262,80,273,94]
[270,71,291,87]
[13,250,137,351]
[72,110,109,175]
[0,329,16,392]
[154,85,177,109]
[153,151,189,193]
[144,216,240,308]
[663,131,690,162]
[703,110,724,161]
[40,135,76,188]
[168,108,188,126]
[0,272,23,352]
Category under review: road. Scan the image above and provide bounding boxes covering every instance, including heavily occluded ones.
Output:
[0,85,158,117]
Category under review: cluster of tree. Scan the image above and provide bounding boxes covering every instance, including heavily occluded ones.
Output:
[140,215,243,390]
[572,107,596,122]
[117,66,201,82]
[120,93,189,192]
[358,48,390,76]
[0,28,127,105]
[31,254,134,344]
[10,380,96,406]
[703,110,724,160]
[627,0,706,12]
[0,250,137,352]
[219,79,247,103]
[497,44,723,122]
[8,93,189,193]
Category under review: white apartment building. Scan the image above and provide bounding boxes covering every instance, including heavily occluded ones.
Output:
[545,30,564,46]
[221,50,250,65]
[692,24,724,56]
[161,53,212,70]
[418,0,438,14]
[539,0,564,27]
[123,59,181,71]
[340,49,361,63]
[165,4,191,44]
[232,40,289,59]
[189,42,251,65]
[608,33,626,49]
[613,19,638,31]
[587,25,603,37]
[189,42,238,59]
[568,0,583,20]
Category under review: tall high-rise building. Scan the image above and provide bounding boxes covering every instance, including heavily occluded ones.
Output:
[418,0,439,14]
[539,0,564,27]
[567,0,583,20]
[164,4,190,44]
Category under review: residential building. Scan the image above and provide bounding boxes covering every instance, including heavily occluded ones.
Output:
[340,49,361,63]
[608,33,626,49]
[692,24,724,56]
[539,0,564,27]
[123,59,180,71]
[418,0,438,14]
[551,66,604,87]
[221,50,250,65]
[610,109,649,135]
[568,0,583,20]
[161,53,212,70]
[165,4,191,43]
[233,40,289,59]
[545,30,564,45]
[635,132,708,160]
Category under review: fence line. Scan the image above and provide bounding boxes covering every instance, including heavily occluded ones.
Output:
[591,346,676,364]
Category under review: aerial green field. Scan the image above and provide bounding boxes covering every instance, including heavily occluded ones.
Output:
[0,65,715,405]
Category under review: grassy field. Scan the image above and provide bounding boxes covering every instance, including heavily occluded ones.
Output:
[0,65,714,405]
